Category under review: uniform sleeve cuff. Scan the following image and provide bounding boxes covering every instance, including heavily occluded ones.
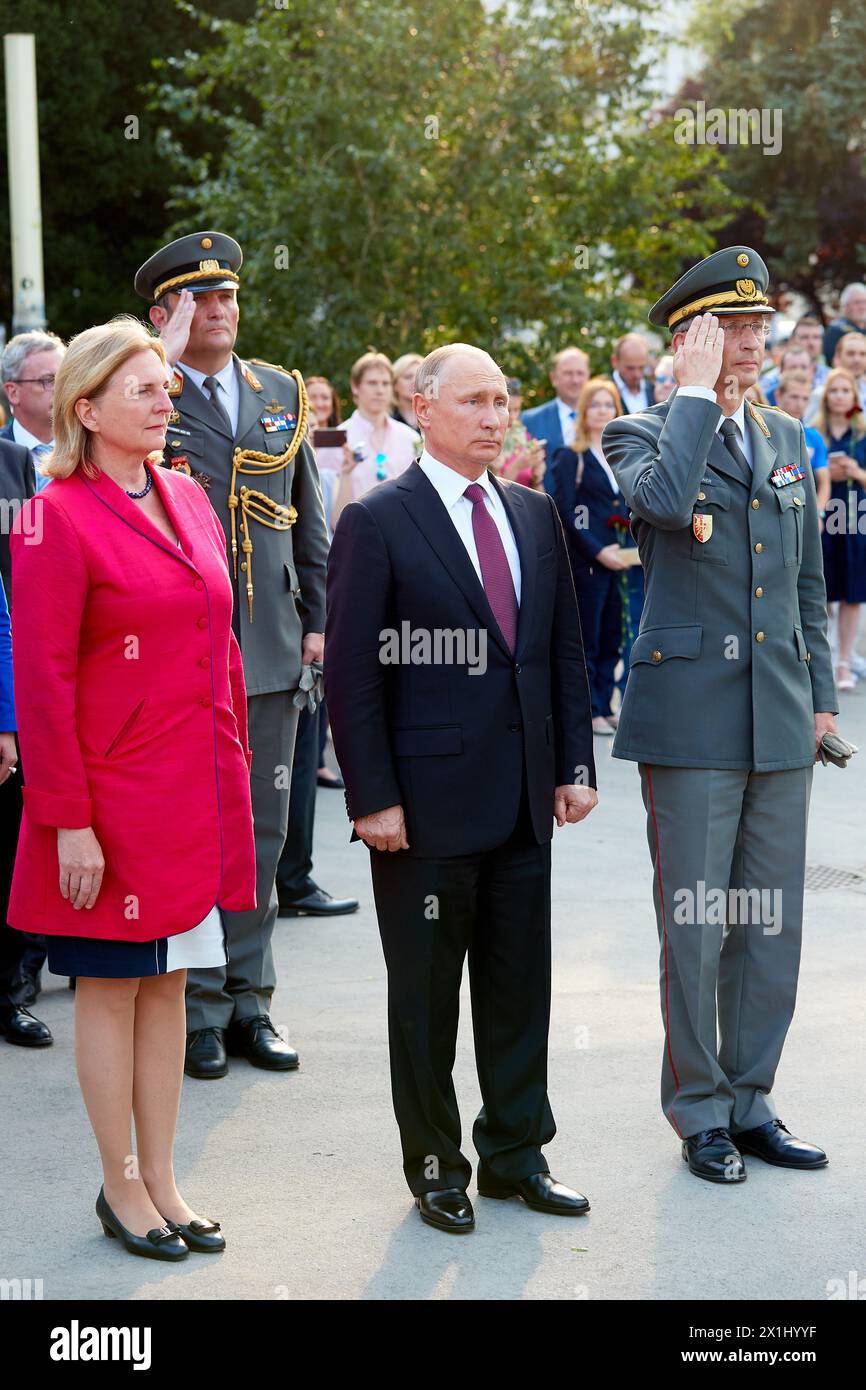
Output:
[23,786,92,828]
[676,385,717,403]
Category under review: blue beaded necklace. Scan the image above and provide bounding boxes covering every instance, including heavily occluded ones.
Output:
[125,463,154,499]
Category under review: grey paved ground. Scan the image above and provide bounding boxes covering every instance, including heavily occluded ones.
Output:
[2,689,865,1301]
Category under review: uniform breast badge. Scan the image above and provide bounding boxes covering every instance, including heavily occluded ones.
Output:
[770,463,807,488]
[169,455,191,475]
[693,513,713,543]
[261,412,297,433]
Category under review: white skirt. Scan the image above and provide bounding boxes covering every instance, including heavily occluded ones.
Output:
[164,905,227,972]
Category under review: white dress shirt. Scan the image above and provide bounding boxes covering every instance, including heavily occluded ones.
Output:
[180,357,240,435]
[612,369,651,415]
[555,397,578,449]
[12,418,54,492]
[677,386,754,470]
[591,441,620,494]
[418,449,522,602]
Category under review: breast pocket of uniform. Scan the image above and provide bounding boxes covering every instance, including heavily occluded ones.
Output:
[164,427,207,475]
[776,484,805,567]
[690,481,731,565]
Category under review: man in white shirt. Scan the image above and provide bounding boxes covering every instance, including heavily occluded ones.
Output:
[611,332,655,414]
[521,345,590,491]
[0,331,65,491]
[326,343,598,1233]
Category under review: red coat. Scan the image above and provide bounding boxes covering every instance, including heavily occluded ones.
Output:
[8,463,257,940]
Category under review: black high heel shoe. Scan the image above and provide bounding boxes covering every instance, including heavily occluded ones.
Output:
[96,1187,189,1262]
[171,1217,226,1252]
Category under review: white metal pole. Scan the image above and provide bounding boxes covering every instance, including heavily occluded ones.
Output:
[4,34,46,331]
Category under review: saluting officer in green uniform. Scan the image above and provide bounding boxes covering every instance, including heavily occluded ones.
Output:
[603,247,840,1183]
[134,232,329,1079]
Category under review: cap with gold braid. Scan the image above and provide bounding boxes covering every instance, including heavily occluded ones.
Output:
[134,231,242,302]
[648,245,773,331]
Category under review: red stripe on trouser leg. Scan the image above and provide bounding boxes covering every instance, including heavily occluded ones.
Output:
[645,766,682,1138]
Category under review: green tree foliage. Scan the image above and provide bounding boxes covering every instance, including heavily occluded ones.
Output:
[682,0,866,307]
[0,0,253,338]
[154,0,731,398]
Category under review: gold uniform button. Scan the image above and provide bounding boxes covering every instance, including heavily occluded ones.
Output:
[651,649,663,663]
[751,498,760,509]
[794,496,803,506]
[754,542,763,553]
[697,491,706,501]
[171,439,181,448]
[755,586,763,598]
[755,631,765,642]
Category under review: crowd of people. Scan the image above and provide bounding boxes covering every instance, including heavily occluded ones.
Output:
[0,242,860,1249]
[3,286,866,1049]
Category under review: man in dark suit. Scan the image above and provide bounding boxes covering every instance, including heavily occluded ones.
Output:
[610,333,656,414]
[0,435,51,1047]
[521,345,590,494]
[326,343,598,1233]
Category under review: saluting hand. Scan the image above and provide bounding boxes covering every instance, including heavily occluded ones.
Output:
[156,288,196,368]
[673,313,725,391]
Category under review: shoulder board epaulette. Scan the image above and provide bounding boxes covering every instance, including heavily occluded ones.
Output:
[248,357,295,378]
[747,400,771,436]
[167,367,184,398]
[752,400,787,413]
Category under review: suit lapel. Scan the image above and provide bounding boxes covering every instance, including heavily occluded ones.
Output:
[397,463,514,660]
[79,465,199,569]
[746,404,778,492]
[235,356,269,444]
[708,429,751,487]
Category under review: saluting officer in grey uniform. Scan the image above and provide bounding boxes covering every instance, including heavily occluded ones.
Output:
[603,247,840,1183]
[135,232,329,1079]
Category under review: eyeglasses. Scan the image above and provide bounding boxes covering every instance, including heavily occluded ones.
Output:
[718,321,771,341]
[11,375,56,390]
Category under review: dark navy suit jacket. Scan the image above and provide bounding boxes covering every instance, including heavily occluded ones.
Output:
[550,446,625,576]
[325,461,596,856]
[520,399,567,496]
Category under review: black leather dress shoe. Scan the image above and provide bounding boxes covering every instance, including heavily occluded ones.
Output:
[96,1188,188,1262]
[317,771,345,790]
[278,886,359,917]
[477,1171,590,1214]
[184,1027,227,1079]
[734,1119,828,1169]
[225,1015,299,1070]
[171,1217,226,1252]
[415,1188,475,1233]
[682,1128,746,1183]
[0,1005,53,1047]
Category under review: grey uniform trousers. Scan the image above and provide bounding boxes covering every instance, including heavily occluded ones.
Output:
[185,692,300,1029]
[638,762,813,1139]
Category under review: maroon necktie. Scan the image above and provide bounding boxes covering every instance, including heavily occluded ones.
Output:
[464,483,518,653]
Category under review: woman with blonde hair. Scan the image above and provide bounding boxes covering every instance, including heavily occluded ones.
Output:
[815,367,866,690]
[8,317,256,1260]
[550,376,629,734]
[391,352,424,430]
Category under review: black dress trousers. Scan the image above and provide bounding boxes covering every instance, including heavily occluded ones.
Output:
[275,703,319,901]
[369,779,555,1195]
